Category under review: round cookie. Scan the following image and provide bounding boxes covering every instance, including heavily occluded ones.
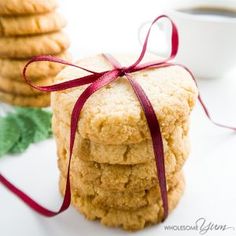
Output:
[0,12,66,36]
[58,145,188,192]
[51,54,198,145]
[0,76,55,96]
[0,31,70,59]
[0,0,58,16]
[53,116,190,165]
[59,172,185,231]
[59,171,182,210]
[0,90,50,107]
[0,51,71,80]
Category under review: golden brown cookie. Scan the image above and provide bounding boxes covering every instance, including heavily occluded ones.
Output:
[59,171,182,210]
[0,90,50,107]
[0,51,71,80]
[58,144,188,192]
[59,172,185,231]
[0,12,66,36]
[0,76,55,96]
[53,116,190,165]
[51,54,198,145]
[0,31,69,59]
[0,0,58,16]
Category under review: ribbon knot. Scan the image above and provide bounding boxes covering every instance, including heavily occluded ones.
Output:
[0,14,235,224]
[118,67,127,77]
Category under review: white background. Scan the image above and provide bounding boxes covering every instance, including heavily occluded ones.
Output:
[0,0,236,236]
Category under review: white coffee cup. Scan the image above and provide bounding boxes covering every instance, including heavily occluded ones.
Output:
[140,0,236,79]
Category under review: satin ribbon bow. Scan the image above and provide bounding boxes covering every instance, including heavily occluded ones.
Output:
[0,15,235,222]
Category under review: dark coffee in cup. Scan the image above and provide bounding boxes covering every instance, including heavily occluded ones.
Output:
[178,6,236,18]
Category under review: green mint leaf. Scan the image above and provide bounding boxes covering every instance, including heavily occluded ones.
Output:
[0,116,21,157]
[0,107,52,157]
[9,114,36,154]
[16,108,52,142]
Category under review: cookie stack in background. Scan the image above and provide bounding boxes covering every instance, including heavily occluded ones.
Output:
[0,0,70,107]
[51,54,198,231]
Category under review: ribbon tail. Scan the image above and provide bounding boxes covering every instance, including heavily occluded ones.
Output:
[126,75,168,221]
[0,69,120,217]
[150,62,236,132]
[198,95,236,131]
[0,173,70,217]
[104,53,169,220]
[173,63,236,132]
[68,69,120,157]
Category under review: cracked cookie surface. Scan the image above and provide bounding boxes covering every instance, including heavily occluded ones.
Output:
[59,172,185,231]
[60,171,182,210]
[53,116,190,165]
[58,142,188,192]
[51,54,198,145]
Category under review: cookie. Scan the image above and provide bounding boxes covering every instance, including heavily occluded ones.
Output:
[0,31,70,59]
[0,76,55,96]
[59,171,182,210]
[51,54,198,145]
[57,145,188,192]
[53,116,190,165]
[0,90,50,107]
[0,51,71,80]
[0,12,66,36]
[59,172,185,231]
[0,0,58,16]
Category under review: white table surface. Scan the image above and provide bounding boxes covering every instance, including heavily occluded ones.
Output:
[1,1,236,236]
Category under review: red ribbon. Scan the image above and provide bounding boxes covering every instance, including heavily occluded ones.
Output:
[0,15,235,221]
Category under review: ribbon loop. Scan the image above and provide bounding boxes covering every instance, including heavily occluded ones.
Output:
[129,15,179,71]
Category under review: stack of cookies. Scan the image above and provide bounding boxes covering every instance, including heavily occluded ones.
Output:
[0,0,70,107]
[51,54,198,231]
